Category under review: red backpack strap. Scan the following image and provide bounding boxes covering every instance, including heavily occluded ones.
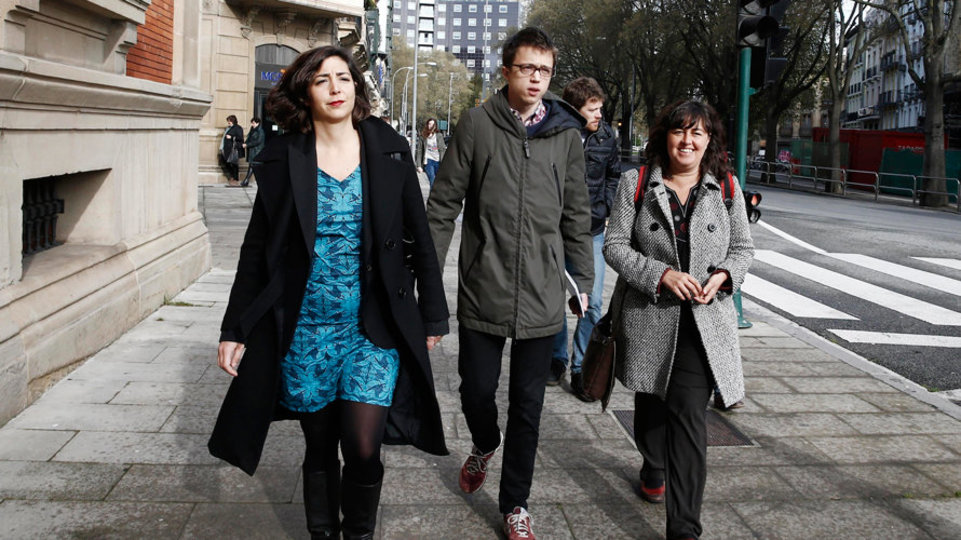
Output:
[633,165,648,204]
[721,171,735,209]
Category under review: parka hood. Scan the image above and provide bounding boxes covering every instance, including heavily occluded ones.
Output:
[482,87,585,138]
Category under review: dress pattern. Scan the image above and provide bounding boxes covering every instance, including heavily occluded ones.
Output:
[279,166,400,412]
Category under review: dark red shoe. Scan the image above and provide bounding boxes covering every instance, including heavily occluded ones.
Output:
[458,433,501,494]
[639,478,665,504]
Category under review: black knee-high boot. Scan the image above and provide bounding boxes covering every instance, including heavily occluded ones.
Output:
[340,472,382,540]
[303,463,341,539]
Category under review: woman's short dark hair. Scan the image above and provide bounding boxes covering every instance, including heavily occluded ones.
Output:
[251,117,261,123]
[226,115,238,124]
[645,100,729,180]
[563,77,605,110]
[502,27,557,70]
[266,46,371,133]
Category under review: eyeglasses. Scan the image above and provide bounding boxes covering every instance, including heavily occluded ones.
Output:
[509,64,554,78]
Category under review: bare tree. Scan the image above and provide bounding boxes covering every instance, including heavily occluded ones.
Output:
[823,0,874,193]
[856,0,960,206]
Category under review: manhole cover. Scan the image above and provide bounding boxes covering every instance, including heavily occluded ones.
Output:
[612,409,755,447]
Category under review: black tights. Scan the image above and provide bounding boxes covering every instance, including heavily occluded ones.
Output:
[299,399,390,485]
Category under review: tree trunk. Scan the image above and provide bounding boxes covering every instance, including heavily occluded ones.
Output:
[764,112,780,184]
[828,99,845,194]
[919,55,949,207]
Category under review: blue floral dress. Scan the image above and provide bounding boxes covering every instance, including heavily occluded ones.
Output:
[279,166,400,413]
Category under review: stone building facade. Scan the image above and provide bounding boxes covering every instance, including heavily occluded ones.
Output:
[0,0,211,424]
[197,0,366,184]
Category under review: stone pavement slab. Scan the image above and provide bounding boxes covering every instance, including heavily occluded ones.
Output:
[1,183,960,539]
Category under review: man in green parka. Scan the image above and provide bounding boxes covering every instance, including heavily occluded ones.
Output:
[426,26,593,540]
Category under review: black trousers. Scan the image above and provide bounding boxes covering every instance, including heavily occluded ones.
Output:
[634,306,714,540]
[458,326,553,514]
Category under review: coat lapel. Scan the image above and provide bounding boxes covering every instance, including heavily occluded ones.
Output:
[358,120,406,257]
[648,167,675,233]
[288,134,317,257]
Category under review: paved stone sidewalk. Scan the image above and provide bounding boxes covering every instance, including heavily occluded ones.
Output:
[1,183,960,539]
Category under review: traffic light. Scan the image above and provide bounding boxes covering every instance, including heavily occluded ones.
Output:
[738,0,779,47]
[743,190,762,223]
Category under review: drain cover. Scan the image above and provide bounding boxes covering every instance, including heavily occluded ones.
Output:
[612,409,754,447]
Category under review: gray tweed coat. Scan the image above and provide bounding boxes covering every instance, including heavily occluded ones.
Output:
[602,166,754,407]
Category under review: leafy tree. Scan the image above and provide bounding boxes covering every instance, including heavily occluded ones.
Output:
[389,41,475,134]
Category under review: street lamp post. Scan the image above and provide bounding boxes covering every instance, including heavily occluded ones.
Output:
[390,66,413,131]
[402,72,427,138]
[446,73,455,135]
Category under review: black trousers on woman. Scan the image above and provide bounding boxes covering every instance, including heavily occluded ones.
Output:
[458,326,554,514]
[634,305,714,540]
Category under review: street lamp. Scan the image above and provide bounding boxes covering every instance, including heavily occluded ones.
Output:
[390,66,413,130]
[403,72,428,136]
[446,73,456,135]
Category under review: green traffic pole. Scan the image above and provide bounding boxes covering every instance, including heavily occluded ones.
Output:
[734,46,753,329]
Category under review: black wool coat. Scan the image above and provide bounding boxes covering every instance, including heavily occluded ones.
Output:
[208,117,451,475]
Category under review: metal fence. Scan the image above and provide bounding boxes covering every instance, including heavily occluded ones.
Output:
[747,160,961,212]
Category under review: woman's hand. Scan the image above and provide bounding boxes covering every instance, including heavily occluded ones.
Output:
[569,293,589,318]
[218,341,245,377]
[660,269,703,301]
[694,272,727,305]
[417,166,424,173]
[426,335,443,351]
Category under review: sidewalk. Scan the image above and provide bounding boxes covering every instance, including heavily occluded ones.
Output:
[1,181,960,539]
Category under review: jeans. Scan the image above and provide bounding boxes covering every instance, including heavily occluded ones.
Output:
[551,231,605,373]
[425,159,440,188]
[458,326,554,514]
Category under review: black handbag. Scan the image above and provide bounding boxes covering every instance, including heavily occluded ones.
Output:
[580,311,617,410]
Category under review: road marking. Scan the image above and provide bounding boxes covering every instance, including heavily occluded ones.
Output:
[742,274,858,320]
[913,257,961,272]
[754,250,961,326]
[831,254,961,299]
[757,221,828,255]
[828,329,961,348]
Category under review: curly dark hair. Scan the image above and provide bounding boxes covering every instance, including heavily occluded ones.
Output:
[645,100,729,180]
[266,46,371,133]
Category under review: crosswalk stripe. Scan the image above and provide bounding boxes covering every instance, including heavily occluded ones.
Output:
[831,254,961,299]
[828,329,961,348]
[913,257,961,272]
[758,221,827,255]
[742,274,858,320]
[754,250,961,326]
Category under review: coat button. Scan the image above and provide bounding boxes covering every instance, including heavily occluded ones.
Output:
[707,265,717,273]
[398,287,407,298]
[385,239,396,249]
[650,223,659,231]
[366,264,373,272]
[707,223,716,232]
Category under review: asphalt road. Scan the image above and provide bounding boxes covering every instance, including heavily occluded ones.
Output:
[740,184,961,397]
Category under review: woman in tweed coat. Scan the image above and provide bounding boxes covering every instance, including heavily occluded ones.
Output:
[603,100,753,540]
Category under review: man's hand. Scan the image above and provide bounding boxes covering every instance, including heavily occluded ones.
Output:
[426,335,443,351]
[569,293,589,318]
[218,341,245,377]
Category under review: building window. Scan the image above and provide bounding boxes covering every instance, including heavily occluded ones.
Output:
[407,15,415,24]
[438,17,446,26]
[407,29,414,38]
[468,31,476,40]
[393,14,401,22]
[452,45,461,53]
[467,59,475,67]
[438,31,446,39]
[453,17,461,26]
[394,0,401,7]
[483,46,490,54]
[469,4,477,12]
[438,4,446,12]
[436,45,446,51]
[21,178,64,255]
[393,27,401,36]
[468,18,476,26]
[499,18,507,27]
[483,32,491,40]
[498,32,506,40]
[453,31,461,39]
[468,45,476,53]
[453,4,462,12]
[407,2,415,9]
[485,4,492,12]
[499,5,508,12]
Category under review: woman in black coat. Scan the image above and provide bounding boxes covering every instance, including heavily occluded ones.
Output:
[221,115,244,184]
[208,46,450,540]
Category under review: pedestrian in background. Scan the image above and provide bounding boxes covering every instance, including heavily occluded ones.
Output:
[427,27,593,540]
[220,115,244,186]
[547,77,621,399]
[240,116,264,187]
[208,46,450,540]
[415,117,446,188]
[603,100,754,540]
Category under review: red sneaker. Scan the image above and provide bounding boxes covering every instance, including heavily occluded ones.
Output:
[503,506,536,539]
[458,433,501,494]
